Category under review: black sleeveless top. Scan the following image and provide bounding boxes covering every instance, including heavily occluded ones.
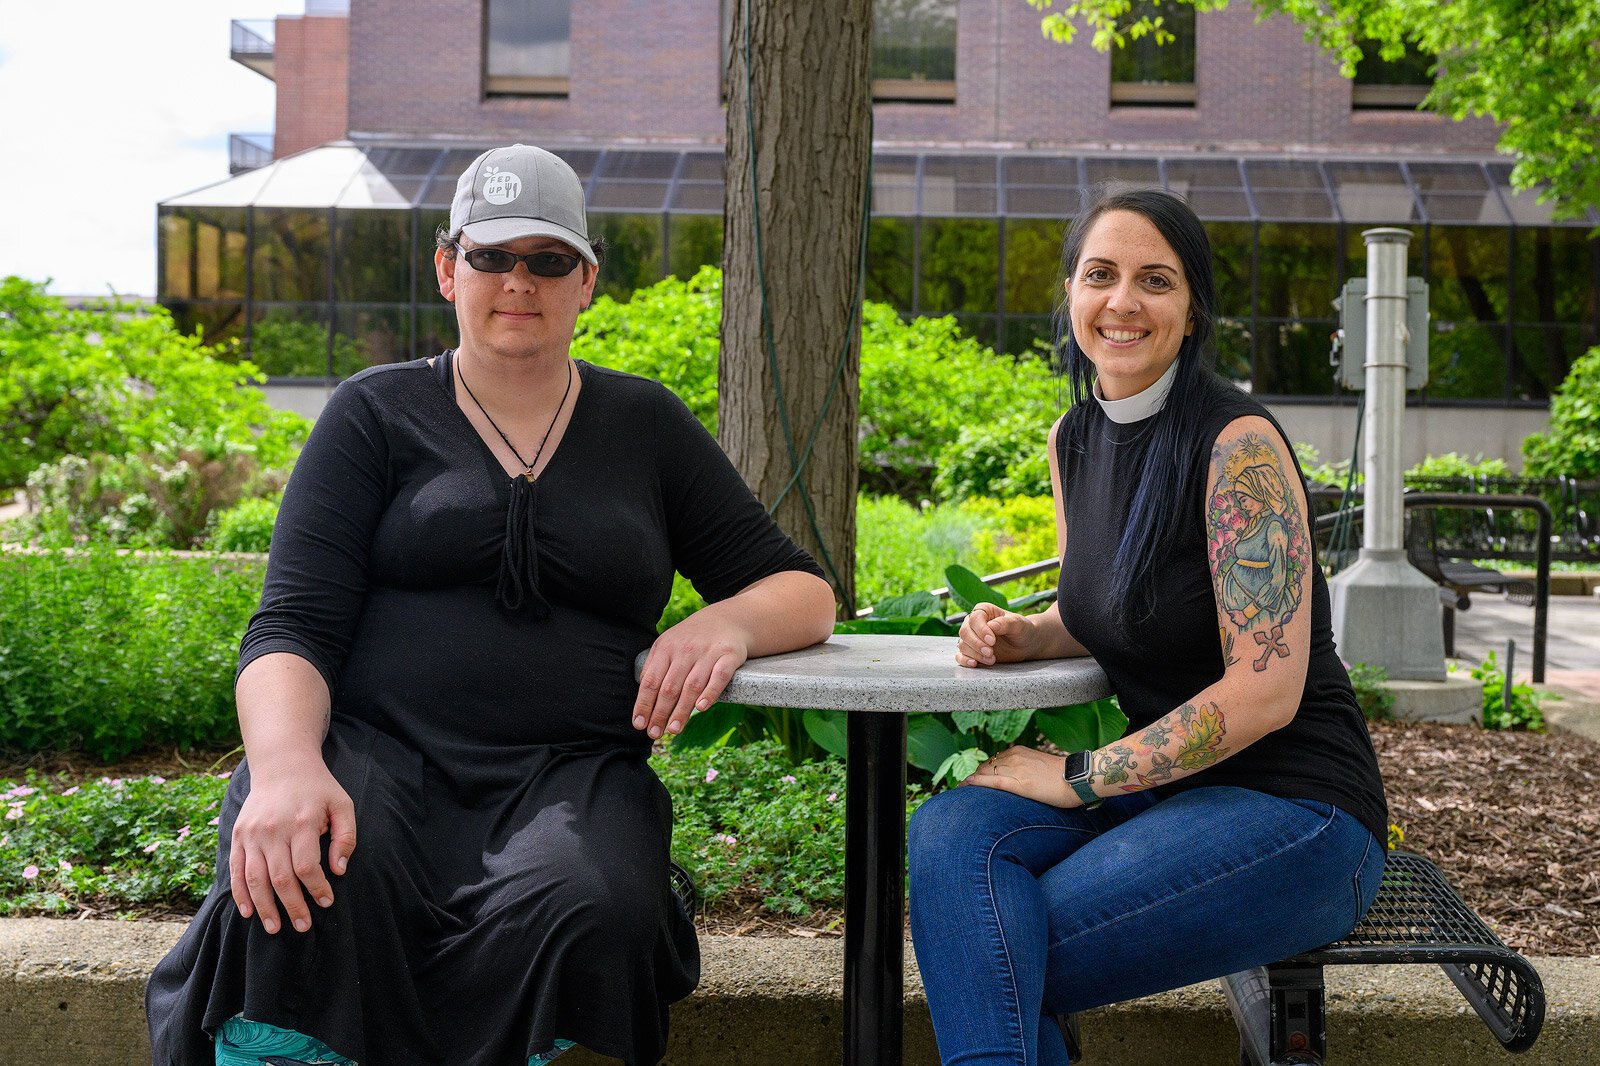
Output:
[1056,375,1388,844]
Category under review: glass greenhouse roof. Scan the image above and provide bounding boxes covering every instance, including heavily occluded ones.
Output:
[162,141,1600,227]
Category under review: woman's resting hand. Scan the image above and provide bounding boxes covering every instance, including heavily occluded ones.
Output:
[956,602,1043,667]
[961,745,1074,807]
[229,756,357,935]
[634,611,750,741]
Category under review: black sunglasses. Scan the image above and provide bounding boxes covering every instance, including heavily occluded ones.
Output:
[457,244,583,277]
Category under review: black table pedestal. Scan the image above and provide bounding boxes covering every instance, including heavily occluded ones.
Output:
[844,712,908,1066]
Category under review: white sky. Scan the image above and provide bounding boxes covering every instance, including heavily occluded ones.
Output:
[0,1,275,297]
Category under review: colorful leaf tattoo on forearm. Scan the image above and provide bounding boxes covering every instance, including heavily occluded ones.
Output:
[1090,702,1229,791]
[1207,432,1311,671]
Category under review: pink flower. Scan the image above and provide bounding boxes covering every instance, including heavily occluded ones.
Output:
[21,864,38,880]
[209,817,221,827]
[713,833,738,845]
[58,860,72,873]
[142,841,160,854]
[3,786,35,799]
[109,779,124,789]
[217,771,232,780]
[827,793,837,803]
[176,826,191,841]
[5,807,23,821]
[60,786,80,797]
[704,768,719,784]
[148,776,166,785]
[781,775,797,784]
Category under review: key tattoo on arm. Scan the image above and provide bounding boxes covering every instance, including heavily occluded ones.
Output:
[1207,432,1311,672]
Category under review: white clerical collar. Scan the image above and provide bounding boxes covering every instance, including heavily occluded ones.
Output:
[1094,359,1179,424]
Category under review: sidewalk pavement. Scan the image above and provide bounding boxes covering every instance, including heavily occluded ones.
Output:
[1448,590,1600,702]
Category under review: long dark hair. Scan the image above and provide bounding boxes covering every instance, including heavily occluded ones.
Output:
[1053,188,1222,622]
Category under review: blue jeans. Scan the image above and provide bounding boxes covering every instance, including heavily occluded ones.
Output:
[908,785,1385,1066]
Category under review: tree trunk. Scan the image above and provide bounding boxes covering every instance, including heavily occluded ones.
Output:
[721,0,872,615]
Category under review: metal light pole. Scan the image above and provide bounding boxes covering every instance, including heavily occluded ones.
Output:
[1328,228,1446,680]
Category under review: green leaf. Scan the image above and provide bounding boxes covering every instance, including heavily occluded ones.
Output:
[802,709,848,758]
[983,708,1035,745]
[1007,588,1058,613]
[906,714,962,774]
[835,615,955,636]
[869,591,942,618]
[667,702,744,750]
[1034,697,1127,752]
[933,746,986,788]
[944,564,1008,612]
[950,710,985,734]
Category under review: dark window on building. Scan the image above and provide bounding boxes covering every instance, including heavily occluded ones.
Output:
[874,0,956,102]
[588,214,665,304]
[484,0,570,96]
[1352,39,1431,110]
[1110,2,1196,107]
[1428,225,1511,400]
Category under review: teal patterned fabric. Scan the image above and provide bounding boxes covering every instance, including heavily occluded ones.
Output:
[214,1015,355,1065]
[528,1038,576,1065]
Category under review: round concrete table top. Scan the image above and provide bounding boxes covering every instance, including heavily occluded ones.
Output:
[686,634,1112,713]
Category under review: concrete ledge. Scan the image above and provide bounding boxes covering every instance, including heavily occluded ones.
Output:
[3,918,1596,1065]
[1500,571,1600,597]
[1543,686,1600,746]
[1386,674,1483,724]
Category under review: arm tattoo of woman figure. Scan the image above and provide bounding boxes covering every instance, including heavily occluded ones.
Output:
[1207,433,1311,671]
[1091,702,1229,792]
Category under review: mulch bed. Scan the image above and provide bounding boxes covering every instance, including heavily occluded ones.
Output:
[1367,720,1600,958]
[6,721,1598,956]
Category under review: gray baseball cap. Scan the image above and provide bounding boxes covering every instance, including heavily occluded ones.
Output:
[448,144,597,266]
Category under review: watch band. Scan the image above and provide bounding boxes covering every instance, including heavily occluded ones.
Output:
[1063,750,1102,808]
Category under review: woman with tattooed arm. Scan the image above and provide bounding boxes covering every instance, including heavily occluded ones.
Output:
[907,190,1387,1066]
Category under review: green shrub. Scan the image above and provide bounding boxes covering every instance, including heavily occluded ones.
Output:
[1406,452,1512,481]
[657,572,709,634]
[573,267,723,432]
[1473,651,1547,731]
[0,772,230,913]
[1523,345,1600,479]
[651,741,864,913]
[0,551,261,758]
[204,495,281,554]
[859,303,1061,500]
[963,496,1059,595]
[0,277,309,490]
[0,744,904,920]
[854,494,988,608]
[572,269,1064,501]
[1345,661,1396,721]
[20,447,285,550]
[932,415,1052,501]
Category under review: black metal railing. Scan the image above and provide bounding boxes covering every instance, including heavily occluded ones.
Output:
[1314,493,1552,681]
[1315,475,1600,564]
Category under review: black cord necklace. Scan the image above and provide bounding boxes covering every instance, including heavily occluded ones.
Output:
[454,353,575,616]
[457,356,575,482]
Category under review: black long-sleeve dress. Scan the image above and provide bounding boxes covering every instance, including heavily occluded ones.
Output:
[146,353,823,1066]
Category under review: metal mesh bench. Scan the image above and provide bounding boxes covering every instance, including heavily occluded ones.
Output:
[1219,850,1545,1063]
[1056,851,1543,1064]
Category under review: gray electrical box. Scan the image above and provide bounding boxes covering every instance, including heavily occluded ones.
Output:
[1331,276,1430,390]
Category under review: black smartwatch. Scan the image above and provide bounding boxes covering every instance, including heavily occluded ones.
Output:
[1063,750,1102,808]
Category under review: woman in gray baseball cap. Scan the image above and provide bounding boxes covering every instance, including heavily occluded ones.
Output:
[147,144,836,1066]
